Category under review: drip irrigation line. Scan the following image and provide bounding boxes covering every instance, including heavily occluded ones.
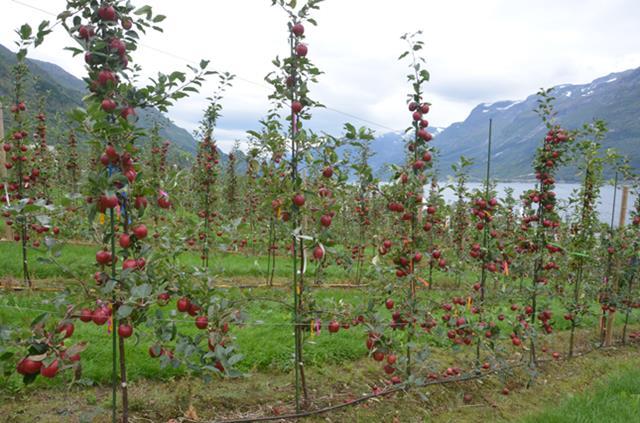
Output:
[188,342,621,423]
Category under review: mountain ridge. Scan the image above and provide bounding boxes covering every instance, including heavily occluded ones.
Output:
[0,43,201,158]
[371,67,640,181]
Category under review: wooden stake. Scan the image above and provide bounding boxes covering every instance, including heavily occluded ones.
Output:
[605,310,615,346]
[619,186,629,227]
[602,186,629,346]
[0,103,6,179]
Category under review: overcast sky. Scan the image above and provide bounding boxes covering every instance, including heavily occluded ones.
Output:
[2,0,640,152]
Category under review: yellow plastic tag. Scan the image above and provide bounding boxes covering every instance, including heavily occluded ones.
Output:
[99,213,105,225]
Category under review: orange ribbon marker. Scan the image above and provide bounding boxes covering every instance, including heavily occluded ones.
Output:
[418,277,429,288]
[107,303,113,334]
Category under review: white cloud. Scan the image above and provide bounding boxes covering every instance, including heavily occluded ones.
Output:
[2,0,639,153]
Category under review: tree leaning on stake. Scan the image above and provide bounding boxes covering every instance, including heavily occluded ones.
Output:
[224,140,241,218]
[65,129,81,192]
[1,21,87,390]
[268,0,325,410]
[1,25,52,287]
[3,34,32,279]
[346,125,376,285]
[398,31,434,380]
[144,123,169,231]
[305,131,347,285]
[620,179,640,344]
[365,31,434,385]
[247,115,288,285]
[53,2,215,421]
[448,156,472,288]
[468,119,503,367]
[424,177,448,288]
[519,88,573,370]
[598,165,631,347]
[564,120,609,357]
[192,72,234,268]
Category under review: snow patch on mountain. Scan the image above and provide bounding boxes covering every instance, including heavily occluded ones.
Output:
[496,100,523,111]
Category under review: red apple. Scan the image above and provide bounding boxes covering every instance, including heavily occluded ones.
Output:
[79,308,93,323]
[17,358,42,375]
[97,70,116,86]
[122,259,137,271]
[101,98,117,113]
[292,22,304,36]
[133,224,148,239]
[292,193,305,207]
[119,233,131,248]
[320,214,332,227]
[148,345,162,358]
[177,297,190,313]
[92,308,109,325]
[57,323,74,339]
[40,359,59,378]
[157,292,170,304]
[98,5,117,21]
[118,324,133,338]
[95,250,112,265]
[292,101,303,114]
[295,43,308,57]
[195,316,208,330]
[78,25,93,39]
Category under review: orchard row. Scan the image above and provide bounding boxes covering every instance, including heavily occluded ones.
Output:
[1,0,639,421]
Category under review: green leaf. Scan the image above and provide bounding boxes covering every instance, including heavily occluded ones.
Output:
[134,5,152,17]
[19,23,32,40]
[23,373,37,385]
[30,313,49,328]
[116,305,133,319]
[0,351,14,361]
[35,215,51,226]
[131,284,152,299]
[227,353,243,366]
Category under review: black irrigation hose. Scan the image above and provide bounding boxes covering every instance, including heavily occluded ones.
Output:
[188,341,622,423]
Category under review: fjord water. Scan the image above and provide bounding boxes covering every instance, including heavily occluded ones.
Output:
[438,182,637,226]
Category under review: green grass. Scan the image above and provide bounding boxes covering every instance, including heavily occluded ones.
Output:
[2,282,636,390]
[0,288,371,388]
[0,240,353,282]
[522,363,640,423]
